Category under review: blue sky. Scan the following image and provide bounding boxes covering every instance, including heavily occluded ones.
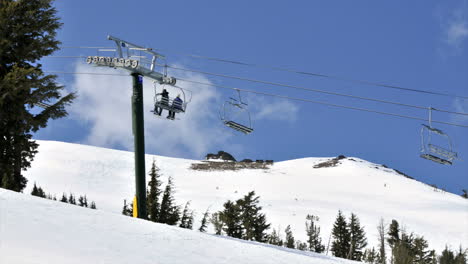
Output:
[36,1,468,194]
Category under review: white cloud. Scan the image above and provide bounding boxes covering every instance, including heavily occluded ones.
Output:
[440,1,468,52]
[452,98,468,124]
[249,95,299,122]
[69,63,232,158]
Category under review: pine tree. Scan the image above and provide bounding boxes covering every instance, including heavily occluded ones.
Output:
[439,246,455,264]
[412,236,431,264]
[377,218,387,264]
[461,189,468,199]
[147,160,162,222]
[122,200,133,216]
[284,225,295,249]
[0,0,75,192]
[211,212,224,235]
[348,213,367,261]
[296,241,308,251]
[31,183,38,196]
[364,248,379,264]
[31,183,46,198]
[237,191,270,242]
[68,193,76,205]
[60,193,68,203]
[454,246,467,264]
[78,195,86,207]
[199,208,209,232]
[305,214,325,253]
[331,210,351,258]
[387,219,400,248]
[179,201,193,229]
[90,201,97,209]
[219,200,243,238]
[158,177,180,225]
[267,228,283,246]
[392,231,415,264]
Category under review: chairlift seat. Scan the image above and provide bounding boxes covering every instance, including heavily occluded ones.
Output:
[428,144,457,160]
[420,154,452,165]
[224,121,253,134]
[154,96,186,113]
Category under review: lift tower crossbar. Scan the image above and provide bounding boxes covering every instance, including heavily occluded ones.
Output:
[86,35,177,219]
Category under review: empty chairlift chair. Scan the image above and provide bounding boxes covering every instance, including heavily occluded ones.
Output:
[220,90,254,134]
[419,107,458,165]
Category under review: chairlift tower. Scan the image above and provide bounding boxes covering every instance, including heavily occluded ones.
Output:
[86,35,176,219]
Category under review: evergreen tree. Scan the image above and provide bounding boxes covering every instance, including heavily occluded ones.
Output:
[211,212,224,235]
[60,193,68,203]
[296,240,308,251]
[219,200,243,238]
[31,183,46,198]
[90,201,97,209]
[179,201,193,229]
[267,228,283,246]
[68,193,76,205]
[199,208,210,232]
[237,191,270,242]
[285,225,295,249]
[391,231,415,264]
[348,213,368,261]
[158,177,180,225]
[454,246,467,264]
[0,0,75,192]
[122,200,133,216]
[147,160,162,222]
[331,210,350,258]
[412,236,431,264]
[305,214,325,253]
[364,248,379,264]
[387,219,400,248]
[78,195,86,207]
[377,218,387,264]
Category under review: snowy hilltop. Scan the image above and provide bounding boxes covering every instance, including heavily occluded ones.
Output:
[3,140,466,262]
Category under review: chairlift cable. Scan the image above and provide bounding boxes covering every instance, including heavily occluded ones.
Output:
[44,56,468,116]
[42,71,468,128]
[161,64,468,116]
[174,77,468,129]
[58,46,468,100]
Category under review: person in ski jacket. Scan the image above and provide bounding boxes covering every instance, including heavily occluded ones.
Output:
[155,89,169,116]
[168,94,183,119]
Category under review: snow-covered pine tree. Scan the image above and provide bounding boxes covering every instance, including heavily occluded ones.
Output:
[305,214,325,253]
[179,201,192,229]
[348,213,367,261]
[199,208,210,232]
[78,195,85,207]
[90,201,97,209]
[147,160,162,222]
[0,0,75,192]
[285,225,295,249]
[122,200,133,216]
[331,210,351,258]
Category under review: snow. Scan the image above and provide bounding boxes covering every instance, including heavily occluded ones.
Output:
[11,140,468,254]
[0,188,357,264]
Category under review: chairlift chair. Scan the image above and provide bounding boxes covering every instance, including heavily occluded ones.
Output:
[152,81,192,118]
[420,108,458,165]
[220,90,254,134]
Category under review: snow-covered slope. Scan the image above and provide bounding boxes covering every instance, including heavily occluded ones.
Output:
[23,141,468,252]
[0,188,356,264]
